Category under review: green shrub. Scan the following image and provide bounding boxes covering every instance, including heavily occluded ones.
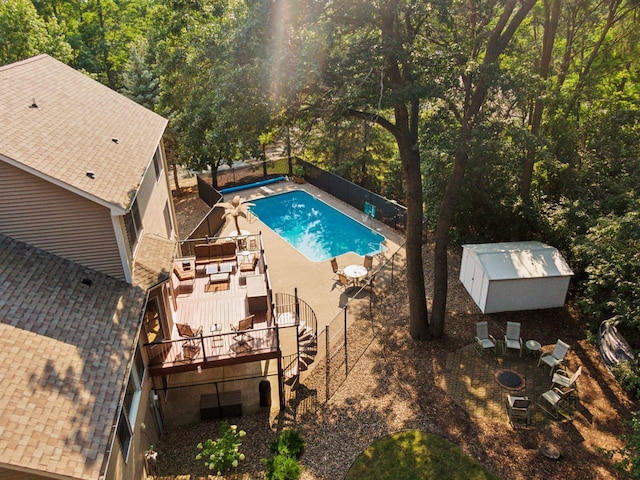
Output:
[264,453,302,480]
[600,411,640,479]
[270,429,304,458]
[611,361,640,398]
[195,421,246,475]
[262,429,304,480]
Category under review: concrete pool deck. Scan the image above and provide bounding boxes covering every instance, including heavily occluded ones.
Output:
[218,180,407,334]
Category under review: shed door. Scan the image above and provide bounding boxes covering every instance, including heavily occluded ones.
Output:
[470,257,485,304]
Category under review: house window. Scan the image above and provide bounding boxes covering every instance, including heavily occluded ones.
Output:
[124,199,142,249]
[117,347,145,461]
[144,296,165,343]
[153,147,163,181]
[163,201,173,239]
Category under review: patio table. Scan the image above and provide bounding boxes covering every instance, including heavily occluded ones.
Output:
[344,264,368,286]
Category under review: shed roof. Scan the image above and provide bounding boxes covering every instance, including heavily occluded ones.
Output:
[0,234,145,479]
[463,241,574,280]
[0,54,167,213]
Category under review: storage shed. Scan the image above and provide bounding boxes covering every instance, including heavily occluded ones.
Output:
[459,241,573,314]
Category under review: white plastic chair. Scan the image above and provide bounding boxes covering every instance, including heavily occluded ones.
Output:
[474,321,497,357]
[503,322,523,357]
[539,387,575,419]
[552,365,582,396]
[538,339,570,376]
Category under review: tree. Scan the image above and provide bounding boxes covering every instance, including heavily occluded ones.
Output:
[277,0,536,338]
[156,0,270,186]
[430,0,537,334]
[0,0,72,65]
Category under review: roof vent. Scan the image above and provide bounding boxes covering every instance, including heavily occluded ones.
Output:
[112,138,119,144]
[29,98,39,109]
[81,278,93,286]
[86,171,95,179]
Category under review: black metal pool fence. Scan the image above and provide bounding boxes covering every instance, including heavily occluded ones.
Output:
[195,158,407,233]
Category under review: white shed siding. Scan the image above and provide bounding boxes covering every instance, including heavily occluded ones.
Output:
[460,241,573,314]
[0,161,124,280]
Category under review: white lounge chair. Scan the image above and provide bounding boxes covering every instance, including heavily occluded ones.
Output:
[503,321,523,357]
[538,339,570,376]
[474,321,497,357]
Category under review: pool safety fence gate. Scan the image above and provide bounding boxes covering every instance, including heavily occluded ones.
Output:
[280,243,406,417]
[299,160,407,232]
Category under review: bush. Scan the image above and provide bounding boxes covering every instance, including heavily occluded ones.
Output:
[195,421,246,475]
[262,429,305,480]
[600,411,640,479]
[264,453,302,480]
[611,361,640,399]
[270,429,304,458]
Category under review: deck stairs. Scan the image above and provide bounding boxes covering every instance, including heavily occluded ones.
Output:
[274,292,318,390]
[283,319,318,389]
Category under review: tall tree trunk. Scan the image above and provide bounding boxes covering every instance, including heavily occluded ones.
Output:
[431,0,537,334]
[397,109,429,340]
[521,0,561,201]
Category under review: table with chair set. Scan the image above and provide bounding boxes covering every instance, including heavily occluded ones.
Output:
[332,255,374,291]
[473,321,580,424]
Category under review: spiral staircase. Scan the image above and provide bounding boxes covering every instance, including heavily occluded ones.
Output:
[274,292,318,390]
[283,320,318,389]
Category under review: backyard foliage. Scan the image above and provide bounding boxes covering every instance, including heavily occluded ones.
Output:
[195,421,246,475]
[601,412,640,479]
[262,429,304,480]
[4,0,640,350]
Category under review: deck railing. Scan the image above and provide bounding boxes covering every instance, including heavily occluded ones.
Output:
[144,325,279,373]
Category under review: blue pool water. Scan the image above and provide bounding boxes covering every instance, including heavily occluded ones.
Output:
[250,190,386,262]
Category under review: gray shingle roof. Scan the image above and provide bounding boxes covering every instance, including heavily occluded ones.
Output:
[0,234,145,479]
[0,54,168,212]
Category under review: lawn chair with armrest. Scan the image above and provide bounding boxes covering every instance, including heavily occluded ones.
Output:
[474,321,497,357]
[539,387,575,419]
[230,315,255,352]
[538,339,570,376]
[503,321,523,357]
[506,395,531,426]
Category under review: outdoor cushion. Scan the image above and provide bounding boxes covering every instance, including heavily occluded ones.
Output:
[222,242,237,255]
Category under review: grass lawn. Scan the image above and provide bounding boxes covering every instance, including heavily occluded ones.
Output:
[345,430,500,480]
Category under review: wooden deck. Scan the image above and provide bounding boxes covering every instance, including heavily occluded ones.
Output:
[146,256,279,375]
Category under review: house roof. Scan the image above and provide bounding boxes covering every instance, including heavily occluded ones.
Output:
[132,233,175,290]
[0,54,168,213]
[462,241,574,280]
[0,234,146,479]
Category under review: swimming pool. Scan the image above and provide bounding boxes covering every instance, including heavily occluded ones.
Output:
[250,190,385,262]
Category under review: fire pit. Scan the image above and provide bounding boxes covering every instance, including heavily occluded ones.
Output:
[494,369,526,391]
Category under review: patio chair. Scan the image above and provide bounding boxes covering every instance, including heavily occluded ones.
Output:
[173,261,195,293]
[363,255,374,270]
[181,343,200,362]
[239,253,259,276]
[231,315,255,351]
[538,339,570,376]
[503,321,523,357]
[505,395,531,426]
[552,365,582,397]
[330,258,344,280]
[539,387,575,419]
[337,273,352,292]
[176,323,203,345]
[474,321,497,357]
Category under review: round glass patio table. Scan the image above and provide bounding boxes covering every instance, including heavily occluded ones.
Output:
[344,264,368,284]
